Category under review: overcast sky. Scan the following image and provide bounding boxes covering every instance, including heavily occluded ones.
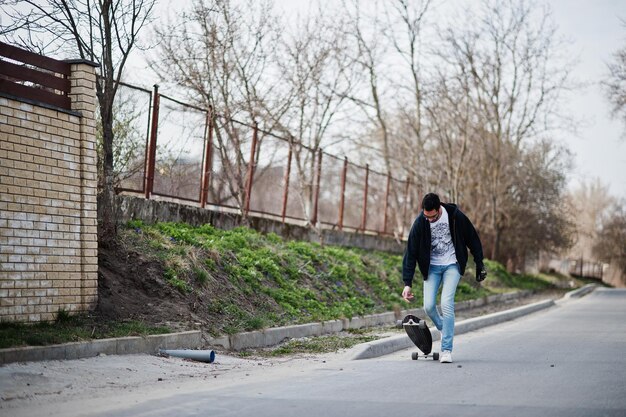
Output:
[544,0,625,199]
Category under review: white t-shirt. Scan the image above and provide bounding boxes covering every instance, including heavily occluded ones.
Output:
[429,207,458,266]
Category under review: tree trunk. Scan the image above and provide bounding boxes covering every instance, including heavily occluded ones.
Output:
[98,102,117,247]
[490,192,499,260]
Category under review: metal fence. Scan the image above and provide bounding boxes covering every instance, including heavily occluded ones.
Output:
[113,82,422,238]
[568,259,605,281]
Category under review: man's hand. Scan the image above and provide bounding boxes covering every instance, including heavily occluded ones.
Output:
[402,286,414,302]
[476,266,487,282]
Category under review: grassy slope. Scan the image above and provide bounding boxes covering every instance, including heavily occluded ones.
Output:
[126,221,559,335]
[0,311,170,349]
[0,221,569,349]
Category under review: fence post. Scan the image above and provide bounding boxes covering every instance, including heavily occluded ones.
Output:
[244,121,259,215]
[311,149,322,226]
[144,84,160,199]
[401,176,411,236]
[382,172,391,234]
[580,256,583,277]
[281,144,293,223]
[360,164,369,231]
[200,106,214,207]
[338,156,348,230]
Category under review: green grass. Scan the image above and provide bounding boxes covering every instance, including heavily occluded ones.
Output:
[0,313,171,349]
[244,334,380,357]
[3,220,572,350]
[127,221,413,330]
[477,260,557,292]
[121,220,569,337]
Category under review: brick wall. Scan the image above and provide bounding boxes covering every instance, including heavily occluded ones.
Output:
[0,62,98,322]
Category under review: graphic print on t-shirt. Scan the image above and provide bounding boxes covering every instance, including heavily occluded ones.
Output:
[431,222,454,258]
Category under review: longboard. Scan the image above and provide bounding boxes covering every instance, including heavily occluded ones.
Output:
[401,314,439,361]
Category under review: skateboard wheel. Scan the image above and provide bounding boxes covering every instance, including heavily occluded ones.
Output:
[433,352,439,361]
[418,321,426,329]
[411,352,418,360]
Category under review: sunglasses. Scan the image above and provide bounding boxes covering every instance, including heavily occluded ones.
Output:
[424,209,440,221]
[424,212,439,220]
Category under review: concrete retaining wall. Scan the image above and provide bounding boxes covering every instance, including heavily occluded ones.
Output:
[116,195,405,254]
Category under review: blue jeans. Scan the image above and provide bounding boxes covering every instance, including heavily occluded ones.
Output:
[423,263,461,352]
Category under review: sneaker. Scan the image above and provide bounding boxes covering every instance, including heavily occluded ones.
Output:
[440,350,452,363]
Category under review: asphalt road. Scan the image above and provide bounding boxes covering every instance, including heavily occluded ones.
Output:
[3,288,625,417]
[89,288,626,417]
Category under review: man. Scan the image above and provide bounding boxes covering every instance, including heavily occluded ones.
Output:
[401,193,487,363]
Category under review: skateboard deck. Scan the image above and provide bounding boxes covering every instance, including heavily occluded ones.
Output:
[401,314,439,361]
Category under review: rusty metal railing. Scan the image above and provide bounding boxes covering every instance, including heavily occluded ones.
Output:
[114,82,422,238]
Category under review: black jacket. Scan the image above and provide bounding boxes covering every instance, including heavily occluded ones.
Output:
[402,203,484,286]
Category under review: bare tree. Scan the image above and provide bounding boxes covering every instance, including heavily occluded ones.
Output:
[593,200,626,284]
[604,21,626,136]
[2,0,156,246]
[268,5,358,226]
[341,0,433,235]
[567,179,616,261]
[383,0,431,173]
[440,0,575,260]
[497,140,574,270]
[96,90,147,190]
[150,0,282,217]
[423,71,476,204]
[342,0,392,172]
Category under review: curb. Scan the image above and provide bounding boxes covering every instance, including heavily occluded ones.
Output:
[558,283,597,302]
[350,283,599,361]
[206,290,536,351]
[0,331,201,365]
[349,299,556,360]
[0,287,593,365]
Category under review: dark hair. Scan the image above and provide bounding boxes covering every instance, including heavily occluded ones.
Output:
[422,193,441,211]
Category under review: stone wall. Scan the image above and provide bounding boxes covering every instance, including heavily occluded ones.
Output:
[0,62,98,322]
[116,195,406,254]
